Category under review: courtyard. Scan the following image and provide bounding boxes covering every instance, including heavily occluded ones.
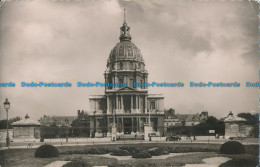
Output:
[1,140,258,167]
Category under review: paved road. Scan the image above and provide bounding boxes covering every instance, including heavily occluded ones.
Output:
[0,138,257,150]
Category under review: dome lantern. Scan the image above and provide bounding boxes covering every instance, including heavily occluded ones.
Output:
[119,8,132,41]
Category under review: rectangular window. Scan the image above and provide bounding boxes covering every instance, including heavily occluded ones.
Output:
[150,102,156,110]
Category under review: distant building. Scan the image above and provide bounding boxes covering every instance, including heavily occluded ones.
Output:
[79,14,165,138]
[12,114,41,139]
[185,111,208,126]
[39,115,77,127]
[224,111,246,138]
[164,109,188,127]
[164,111,208,128]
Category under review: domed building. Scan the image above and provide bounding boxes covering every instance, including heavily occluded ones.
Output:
[86,14,165,138]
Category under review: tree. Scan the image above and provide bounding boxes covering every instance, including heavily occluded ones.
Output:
[0,116,20,129]
[237,112,258,125]
[195,116,225,136]
[71,118,83,127]
[238,112,259,137]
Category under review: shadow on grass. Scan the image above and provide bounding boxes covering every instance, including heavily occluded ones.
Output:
[219,154,258,167]
[219,159,257,167]
[62,161,88,167]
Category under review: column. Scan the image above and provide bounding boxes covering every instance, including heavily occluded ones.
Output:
[137,118,139,133]
[107,118,111,133]
[136,76,140,90]
[131,118,134,133]
[139,96,142,113]
[136,95,138,110]
[95,118,98,135]
[131,95,133,111]
[145,96,148,113]
[116,95,118,110]
[118,96,121,109]
[105,73,107,90]
[139,118,142,133]
[95,100,99,111]
[117,118,119,132]
[145,76,148,89]
[115,73,118,89]
[121,118,124,133]
[107,96,110,114]
[113,76,115,89]
[121,95,124,111]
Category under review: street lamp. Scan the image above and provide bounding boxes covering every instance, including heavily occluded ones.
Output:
[93,111,96,138]
[4,98,10,147]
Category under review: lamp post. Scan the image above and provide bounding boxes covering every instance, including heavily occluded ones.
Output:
[149,105,151,127]
[4,98,10,147]
[93,111,96,138]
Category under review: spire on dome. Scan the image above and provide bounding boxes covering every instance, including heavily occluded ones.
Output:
[123,8,127,25]
[119,8,132,41]
[25,114,30,119]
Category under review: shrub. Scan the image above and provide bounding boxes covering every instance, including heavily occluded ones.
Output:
[61,150,86,154]
[110,149,131,156]
[167,146,213,153]
[132,151,152,158]
[85,148,109,154]
[118,146,140,155]
[148,147,168,156]
[220,141,245,155]
[35,144,59,158]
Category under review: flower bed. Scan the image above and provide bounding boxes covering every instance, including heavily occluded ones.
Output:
[132,151,152,158]
[110,149,131,156]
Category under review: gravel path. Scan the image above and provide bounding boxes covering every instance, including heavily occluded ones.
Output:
[185,157,231,167]
[44,161,70,167]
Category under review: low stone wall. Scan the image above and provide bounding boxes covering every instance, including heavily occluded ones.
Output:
[151,137,166,141]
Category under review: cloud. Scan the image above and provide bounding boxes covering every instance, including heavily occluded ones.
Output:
[0,0,258,120]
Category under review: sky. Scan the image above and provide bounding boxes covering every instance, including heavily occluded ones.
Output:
[0,0,259,120]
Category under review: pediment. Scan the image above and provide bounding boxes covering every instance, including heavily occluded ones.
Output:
[117,86,136,91]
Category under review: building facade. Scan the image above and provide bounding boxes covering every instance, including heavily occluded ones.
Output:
[224,111,246,138]
[86,16,165,137]
[39,115,77,127]
[11,114,41,140]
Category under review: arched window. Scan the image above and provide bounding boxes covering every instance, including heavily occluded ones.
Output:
[120,62,124,69]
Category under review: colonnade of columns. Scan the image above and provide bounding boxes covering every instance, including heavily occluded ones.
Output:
[92,116,160,137]
[107,95,148,114]
[109,75,148,90]
[106,117,145,134]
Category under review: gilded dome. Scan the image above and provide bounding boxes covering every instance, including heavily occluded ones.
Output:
[108,41,144,63]
[106,20,146,72]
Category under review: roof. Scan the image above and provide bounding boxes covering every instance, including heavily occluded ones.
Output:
[224,111,246,122]
[175,114,190,121]
[106,21,146,72]
[12,115,41,126]
[185,113,201,122]
[52,116,77,122]
[108,41,144,65]
[164,109,176,118]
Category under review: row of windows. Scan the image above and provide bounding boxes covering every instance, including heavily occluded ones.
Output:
[109,62,144,70]
[107,78,146,89]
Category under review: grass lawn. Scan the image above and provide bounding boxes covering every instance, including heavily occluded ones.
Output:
[219,154,259,167]
[2,143,258,167]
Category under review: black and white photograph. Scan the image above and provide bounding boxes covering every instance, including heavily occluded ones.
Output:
[0,0,259,166]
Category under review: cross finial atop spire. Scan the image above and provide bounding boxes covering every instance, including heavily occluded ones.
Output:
[120,8,131,41]
[123,8,127,25]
